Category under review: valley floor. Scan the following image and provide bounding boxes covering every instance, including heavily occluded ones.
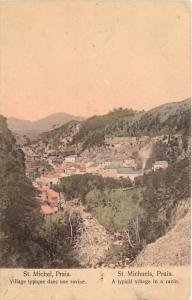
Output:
[65,201,190,268]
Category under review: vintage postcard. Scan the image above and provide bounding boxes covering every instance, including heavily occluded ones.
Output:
[0,1,191,300]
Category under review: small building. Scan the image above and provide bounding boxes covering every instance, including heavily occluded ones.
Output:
[37,187,61,215]
[41,205,58,215]
[47,156,57,166]
[124,156,136,168]
[86,163,100,174]
[64,166,77,175]
[65,155,77,163]
[153,161,168,171]
[46,188,60,207]
[77,165,86,173]
[99,160,112,168]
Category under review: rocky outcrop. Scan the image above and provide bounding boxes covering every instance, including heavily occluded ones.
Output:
[69,201,112,268]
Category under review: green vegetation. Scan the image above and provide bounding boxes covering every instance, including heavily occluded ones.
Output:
[104,244,131,265]
[39,120,80,147]
[29,99,190,152]
[70,105,190,150]
[0,115,78,268]
[145,136,185,169]
[1,97,190,267]
[72,108,136,149]
[36,160,53,171]
[136,157,190,243]
[85,188,141,232]
[129,109,191,137]
[38,210,80,268]
[59,174,142,261]
[60,174,141,232]
[60,157,190,253]
[0,115,42,267]
[59,173,132,201]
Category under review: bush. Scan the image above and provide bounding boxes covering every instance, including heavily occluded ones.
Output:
[138,158,190,244]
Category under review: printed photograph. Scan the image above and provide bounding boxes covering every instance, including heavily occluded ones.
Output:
[0,0,191,269]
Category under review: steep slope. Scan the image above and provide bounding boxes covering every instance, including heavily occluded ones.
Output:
[0,115,43,267]
[66,201,112,268]
[40,120,81,148]
[71,98,191,149]
[148,98,190,122]
[132,213,190,267]
[72,108,139,149]
[0,115,82,268]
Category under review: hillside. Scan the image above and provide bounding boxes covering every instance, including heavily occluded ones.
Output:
[132,213,190,266]
[148,98,190,122]
[0,115,42,266]
[0,115,80,268]
[7,112,84,137]
[75,98,190,149]
[35,98,190,151]
[58,159,190,267]
[2,106,190,268]
[40,120,81,148]
[72,108,141,149]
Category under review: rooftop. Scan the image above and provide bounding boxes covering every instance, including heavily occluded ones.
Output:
[154,161,168,165]
[41,205,58,215]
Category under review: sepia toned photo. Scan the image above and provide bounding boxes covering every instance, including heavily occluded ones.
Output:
[0,0,190,285]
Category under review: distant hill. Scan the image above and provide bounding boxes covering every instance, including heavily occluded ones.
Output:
[7,112,85,137]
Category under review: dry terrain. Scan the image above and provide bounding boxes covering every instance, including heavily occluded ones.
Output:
[132,213,190,267]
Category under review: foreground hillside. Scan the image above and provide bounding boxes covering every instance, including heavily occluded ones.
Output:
[0,115,79,268]
[0,115,41,266]
[132,213,190,266]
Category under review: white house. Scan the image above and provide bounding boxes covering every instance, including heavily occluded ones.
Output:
[153,161,168,171]
[99,160,112,168]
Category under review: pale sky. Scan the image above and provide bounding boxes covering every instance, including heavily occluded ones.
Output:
[0,0,190,121]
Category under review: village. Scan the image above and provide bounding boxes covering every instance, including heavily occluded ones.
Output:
[21,135,182,217]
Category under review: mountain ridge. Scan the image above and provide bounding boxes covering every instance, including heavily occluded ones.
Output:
[7,112,85,136]
[28,98,190,150]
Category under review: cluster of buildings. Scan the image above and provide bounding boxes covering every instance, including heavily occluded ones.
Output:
[23,135,174,215]
[20,131,192,216]
[35,185,65,216]
[25,149,169,187]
